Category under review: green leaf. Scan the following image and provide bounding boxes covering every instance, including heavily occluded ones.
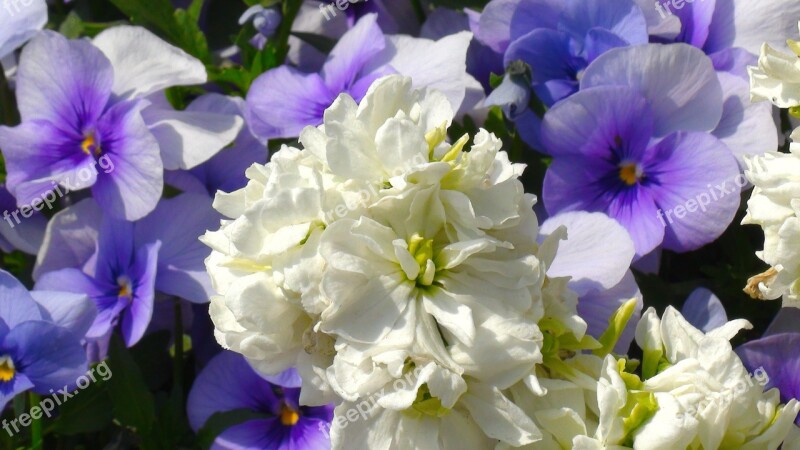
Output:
[196,409,270,450]
[107,337,156,436]
[49,378,113,436]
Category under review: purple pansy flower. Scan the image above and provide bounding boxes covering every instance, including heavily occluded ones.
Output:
[188,351,333,449]
[504,0,648,106]
[33,193,219,349]
[165,94,267,196]
[0,270,95,409]
[632,0,780,168]
[541,44,740,257]
[540,211,642,353]
[0,28,241,220]
[246,13,473,140]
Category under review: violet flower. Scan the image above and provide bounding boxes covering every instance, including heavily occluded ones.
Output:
[33,194,219,348]
[0,28,241,220]
[541,44,740,257]
[188,351,333,449]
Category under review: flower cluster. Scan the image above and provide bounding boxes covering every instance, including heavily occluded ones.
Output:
[0,0,798,448]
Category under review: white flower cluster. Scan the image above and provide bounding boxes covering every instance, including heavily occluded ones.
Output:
[745,21,800,307]
[203,75,799,449]
[509,306,799,449]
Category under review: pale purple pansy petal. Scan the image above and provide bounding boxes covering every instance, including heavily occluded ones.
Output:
[709,47,756,80]
[705,0,800,55]
[375,31,473,112]
[712,72,778,170]
[322,13,386,93]
[681,287,728,333]
[135,194,219,303]
[175,94,267,195]
[33,199,101,280]
[5,320,87,393]
[92,26,206,102]
[581,44,723,136]
[540,86,653,158]
[643,132,740,252]
[246,66,335,140]
[15,30,113,125]
[261,367,303,389]
[30,290,97,339]
[0,183,46,254]
[0,270,42,327]
[0,0,46,60]
[540,211,635,295]
[558,0,648,45]
[141,104,243,171]
[92,100,163,221]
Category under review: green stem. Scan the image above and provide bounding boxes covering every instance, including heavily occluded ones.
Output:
[411,0,426,23]
[29,392,41,450]
[273,0,304,65]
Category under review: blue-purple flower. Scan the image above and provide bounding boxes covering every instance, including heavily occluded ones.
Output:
[188,351,333,449]
[33,193,219,348]
[0,28,241,220]
[0,270,95,409]
[541,44,740,256]
[504,0,648,106]
[246,13,473,140]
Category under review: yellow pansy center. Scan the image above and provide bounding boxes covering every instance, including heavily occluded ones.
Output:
[0,355,15,382]
[117,276,132,299]
[619,163,642,186]
[81,133,100,156]
[280,404,300,426]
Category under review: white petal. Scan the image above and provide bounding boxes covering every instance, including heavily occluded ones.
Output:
[93,26,206,100]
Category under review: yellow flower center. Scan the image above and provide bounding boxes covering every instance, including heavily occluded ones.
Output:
[118,276,132,299]
[280,405,300,426]
[81,133,100,156]
[619,163,642,186]
[0,355,15,382]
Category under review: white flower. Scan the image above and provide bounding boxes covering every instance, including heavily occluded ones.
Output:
[203,75,569,417]
[749,22,800,108]
[742,142,800,307]
[330,364,541,450]
[635,307,800,449]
